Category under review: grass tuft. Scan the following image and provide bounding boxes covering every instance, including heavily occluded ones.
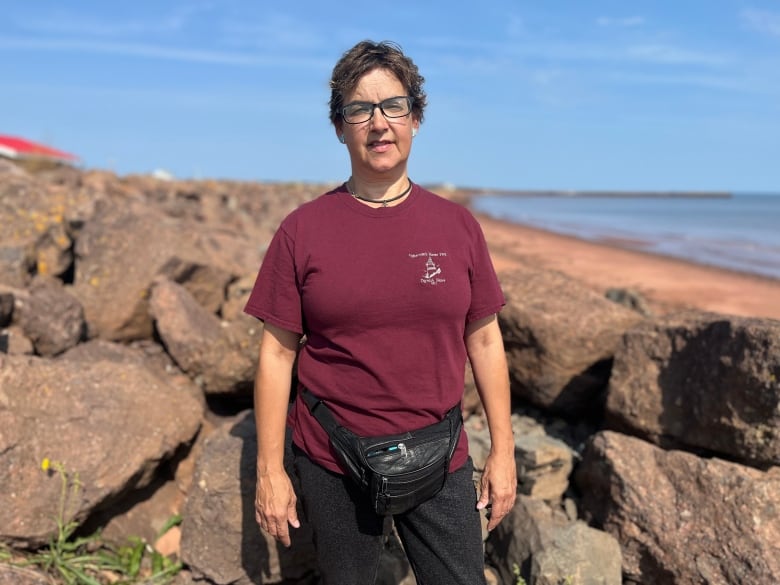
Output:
[0,459,182,584]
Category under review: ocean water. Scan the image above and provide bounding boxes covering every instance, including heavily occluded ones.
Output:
[471,193,780,280]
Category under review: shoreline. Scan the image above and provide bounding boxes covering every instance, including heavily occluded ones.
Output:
[471,211,780,321]
[461,190,780,282]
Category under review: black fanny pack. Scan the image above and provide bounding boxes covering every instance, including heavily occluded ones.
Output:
[301,388,463,515]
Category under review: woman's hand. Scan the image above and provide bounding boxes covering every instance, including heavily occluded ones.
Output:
[255,467,300,547]
[477,450,517,531]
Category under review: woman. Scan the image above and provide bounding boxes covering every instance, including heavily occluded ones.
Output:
[245,40,516,584]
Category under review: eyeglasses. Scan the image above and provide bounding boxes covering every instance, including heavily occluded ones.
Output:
[340,96,414,124]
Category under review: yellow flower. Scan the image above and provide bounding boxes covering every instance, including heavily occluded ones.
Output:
[41,457,51,471]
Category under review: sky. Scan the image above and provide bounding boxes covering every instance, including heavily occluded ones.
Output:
[1,1,779,192]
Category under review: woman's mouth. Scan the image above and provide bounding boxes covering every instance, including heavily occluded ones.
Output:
[368,140,393,152]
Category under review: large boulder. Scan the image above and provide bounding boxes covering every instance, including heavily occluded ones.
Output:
[65,174,286,343]
[180,412,318,585]
[157,257,234,315]
[606,311,780,467]
[0,165,107,289]
[59,339,207,548]
[11,277,86,356]
[485,495,622,585]
[515,433,574,501]
[467,410,574,502]
[498,266,643,416]
[0,353,203,548]
[60,338,203,404]
[576,431,780,585]
[149,278,260,396]
[0,171,60,287]
[70,204,235,341]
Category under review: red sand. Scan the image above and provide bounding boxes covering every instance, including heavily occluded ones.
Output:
[475,213,780,321]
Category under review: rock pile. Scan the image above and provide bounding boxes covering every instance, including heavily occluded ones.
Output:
[1,162,778,585]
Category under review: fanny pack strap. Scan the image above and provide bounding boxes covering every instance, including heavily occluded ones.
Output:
[300,387,341,436]
[301,386,461,439]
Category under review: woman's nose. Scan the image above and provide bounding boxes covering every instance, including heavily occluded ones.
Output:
[369,105,390,129]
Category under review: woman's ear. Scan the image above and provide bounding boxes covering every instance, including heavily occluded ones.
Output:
[335,124,346,144]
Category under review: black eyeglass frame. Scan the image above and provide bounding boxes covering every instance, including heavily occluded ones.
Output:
[340,96,414,124]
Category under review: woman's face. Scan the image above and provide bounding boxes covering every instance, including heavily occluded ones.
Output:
[336,68,419,181]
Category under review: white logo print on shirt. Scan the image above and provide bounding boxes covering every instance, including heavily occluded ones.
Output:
[409,252,447,286]
[424,256,441,279]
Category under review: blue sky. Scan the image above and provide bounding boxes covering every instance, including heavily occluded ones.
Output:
[2,1,779,192]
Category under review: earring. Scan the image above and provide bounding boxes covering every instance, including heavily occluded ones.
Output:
[339,134,346,144]
[412,129,417,137]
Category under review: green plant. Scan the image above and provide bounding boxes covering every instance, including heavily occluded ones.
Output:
[512,562,528,585]
[4,458,182,584]
[107,534,182,584]
[33,458,102,584]
[0,543,12,562]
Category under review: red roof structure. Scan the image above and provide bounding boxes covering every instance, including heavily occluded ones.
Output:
[0,134,79,163]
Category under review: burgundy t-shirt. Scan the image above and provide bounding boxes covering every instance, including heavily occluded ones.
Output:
[244,183,505,474]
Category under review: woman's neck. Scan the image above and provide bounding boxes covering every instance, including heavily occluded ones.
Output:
[347,178,412,207]
[347,174,410,202]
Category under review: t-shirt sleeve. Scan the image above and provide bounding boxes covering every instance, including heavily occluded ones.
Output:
[243,221,304,334]
[466,215,505,322]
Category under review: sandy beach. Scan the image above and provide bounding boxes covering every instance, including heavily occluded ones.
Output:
[474,213,780,321]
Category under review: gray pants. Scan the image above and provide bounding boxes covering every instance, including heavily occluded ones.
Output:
[293,445,487,585]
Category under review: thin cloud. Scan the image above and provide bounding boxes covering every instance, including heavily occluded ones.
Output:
[596,16,645,28]
[605,70,774,94]
[417,35,731,69]
[531,68,563,85]
[506,15,527,37]
[626,44,734,66]
[0,36,329,69]
[15,15,185,37]
[220,14,323,50]
[5,80,321,113]
[13,4,215,38]
[741,9,780,38]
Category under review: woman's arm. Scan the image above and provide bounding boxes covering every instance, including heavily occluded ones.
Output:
[254,322,302,548]
[465,314,517,531]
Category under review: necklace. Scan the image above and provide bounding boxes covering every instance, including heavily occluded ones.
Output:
[347,179,413,207]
